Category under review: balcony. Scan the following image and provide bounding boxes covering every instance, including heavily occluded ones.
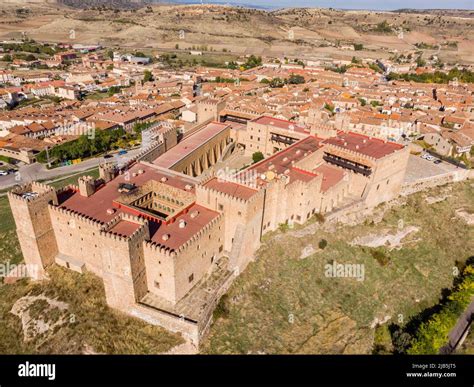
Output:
[323,153,372,176]
[270,132,297,146]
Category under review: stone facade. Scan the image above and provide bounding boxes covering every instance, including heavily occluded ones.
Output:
[8,115,412,347]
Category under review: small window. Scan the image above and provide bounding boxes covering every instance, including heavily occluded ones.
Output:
[154,281,160,289]
[188,274,194,283]
[218,204,224,211]
[219,245,223,253]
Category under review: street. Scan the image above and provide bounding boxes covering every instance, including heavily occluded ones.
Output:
[0,148,143,190]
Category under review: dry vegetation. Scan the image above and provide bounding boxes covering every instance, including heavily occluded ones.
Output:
[0,177,183,354]
[203,181,474,354]
[0,1,473,63]
[0,266,183,354]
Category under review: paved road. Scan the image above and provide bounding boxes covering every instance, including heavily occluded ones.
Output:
[404,154,461,183]
[0,148,143,190]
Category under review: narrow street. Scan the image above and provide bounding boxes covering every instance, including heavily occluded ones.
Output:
[0,148,143,190]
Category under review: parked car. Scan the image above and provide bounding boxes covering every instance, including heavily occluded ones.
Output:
[434,160,442,164]
[21,192,39,200]
[0,170,8,176]
[118,150,128,156]
[104,154,113,159]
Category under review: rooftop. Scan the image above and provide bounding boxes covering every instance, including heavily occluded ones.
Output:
[203,178,258,201]
[243,136,322,186]
[323,131,405,160]
[153,122,229,169]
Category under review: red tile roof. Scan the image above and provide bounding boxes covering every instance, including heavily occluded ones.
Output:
[58,162,196,224]
[251,115,308,134]
[313,164,345,192]
[153,122,229,169]
[203,178,258,201]
[243,136,322,185]
[323,131,405,159]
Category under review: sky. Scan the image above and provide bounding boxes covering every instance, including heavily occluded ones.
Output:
[171,0,474,10]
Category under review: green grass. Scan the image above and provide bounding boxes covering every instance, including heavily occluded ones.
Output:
[0,196,22,267]
[47,167,100,189]
[84,92,110,101]
[203,181,474,354]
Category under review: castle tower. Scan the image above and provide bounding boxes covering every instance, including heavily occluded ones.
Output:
[7,182,59,280]
[99,218,150,310]
[99,163,116,183]
[78,176,96,197]
[196,98,226,124]
[334,113,350,131]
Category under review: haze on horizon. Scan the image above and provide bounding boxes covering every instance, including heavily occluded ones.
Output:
[172,0,474,10]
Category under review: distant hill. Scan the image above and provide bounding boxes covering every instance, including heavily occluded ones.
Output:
[0,2,473,65]
[56,0,147,9]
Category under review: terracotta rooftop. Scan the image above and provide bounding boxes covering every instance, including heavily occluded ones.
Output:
[150,204,220,251]
[313,164,345,192]
[243,136,322,186]
[323,132,405,159]
[203,178,258,201]
[251,116,309,134]
[108,220,142,237]
[153,122,229,169]
[56,162,222,250]
[58,162,196,224]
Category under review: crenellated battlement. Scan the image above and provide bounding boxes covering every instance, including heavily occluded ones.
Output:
[100,212,150,243]
[324,143,377,164]
[176,211,224,254]
[49,204,104,227]
[144,240,177,257]
[8,181,58,205]
[198,181,260,205]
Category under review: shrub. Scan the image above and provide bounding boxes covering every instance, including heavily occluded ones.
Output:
[213,294,230,319]
[373,325,393,354]
[371,249,390,266]
[252,151,264,164]
[318,239,328,250]
[408,265,474,354]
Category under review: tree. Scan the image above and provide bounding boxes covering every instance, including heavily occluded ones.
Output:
[2,54,12,62]
[252,151,264,164]
[143,70,153,83]
[318,239,328,249]
[287,74,305,85]
[25,54,36,62]
[243,55,262,70]
[270,77,285,88]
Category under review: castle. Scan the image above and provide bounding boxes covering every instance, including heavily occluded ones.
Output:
[8,113,410,348]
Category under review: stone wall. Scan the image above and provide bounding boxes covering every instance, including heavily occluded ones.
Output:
[8,182,59,279]
[401,168,472,196]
